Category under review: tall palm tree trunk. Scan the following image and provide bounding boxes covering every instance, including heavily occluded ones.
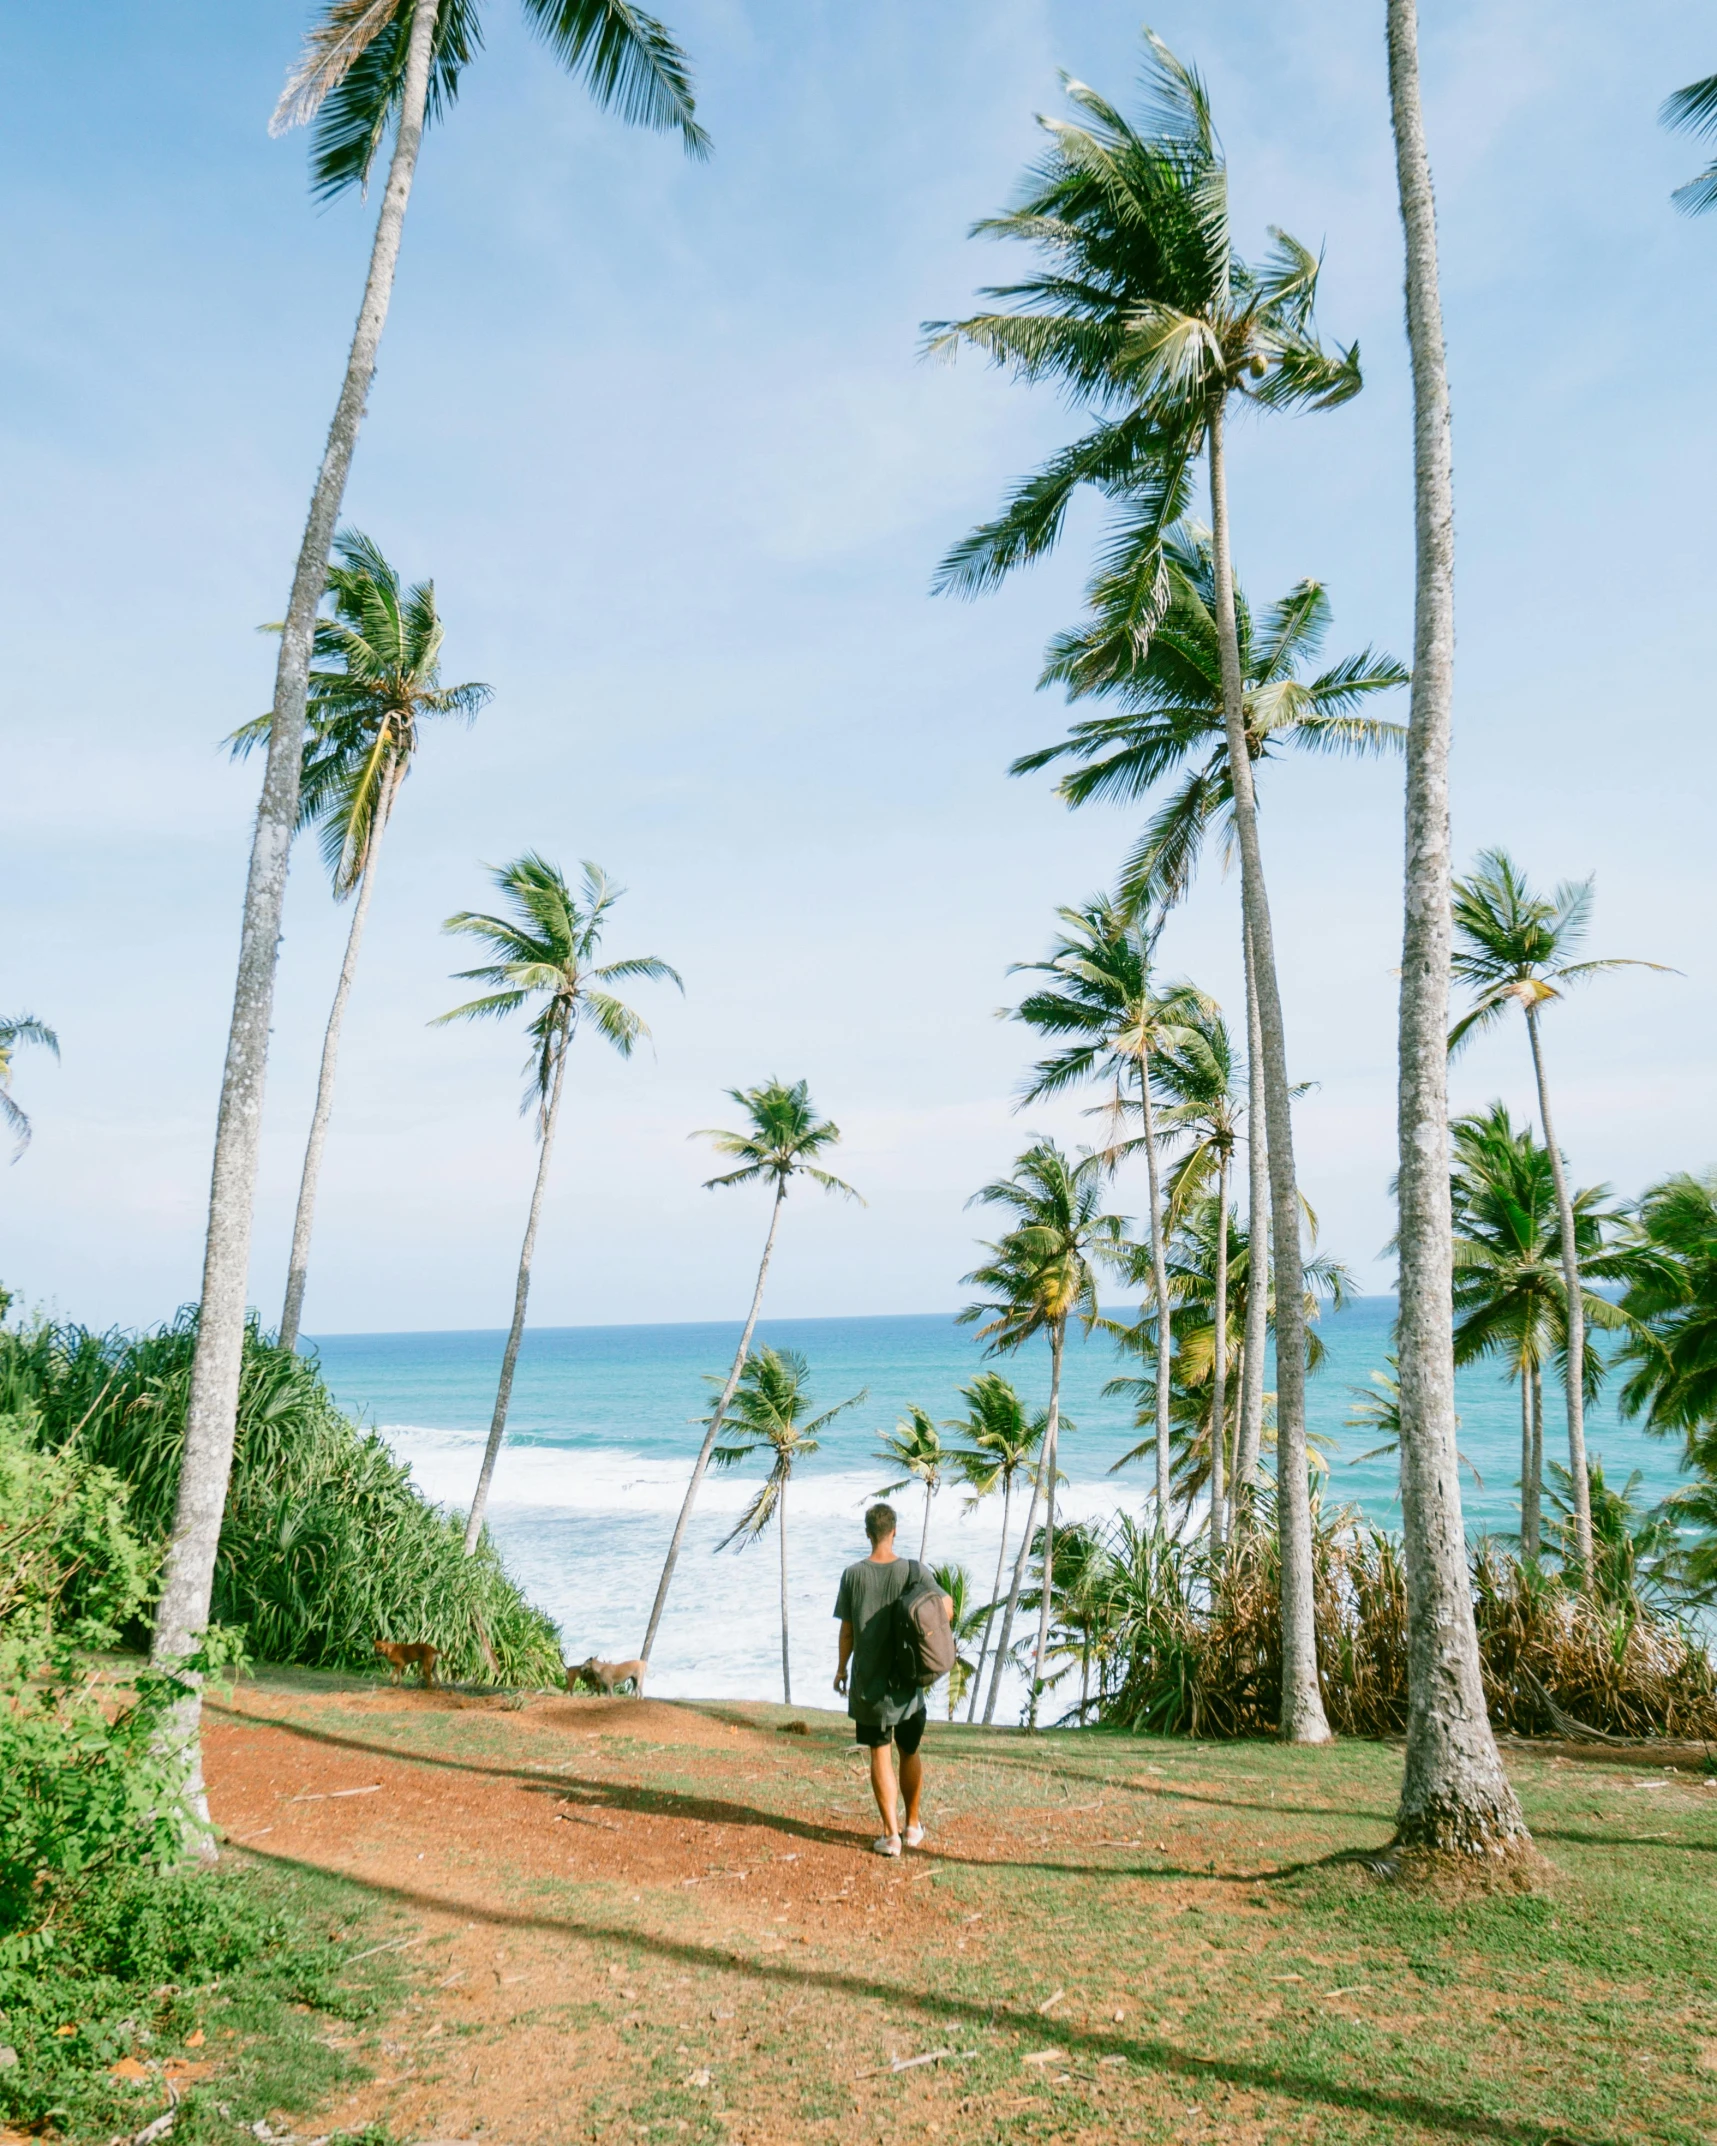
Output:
[984,1339,1063,1727]
[1138,1057,1174,1519]
[1210,1148,1230,1549]
[1518,1370,1533,1558]
[778,1478,792,1705]
[967,1474,1013,1723]
[1526,1364,1544,1557]
[1236,923,1269,1517]
[642,1181,787,1659]
[463,1031,570,1554]
[919,1481,933,1560]
[150,0,441,1841]
[1205,399,1329,1744]
[1387,0,1529,1858]
[1524,1006,1593,1570]
[1028,1322,1067,1729]
[279,756,402,1351]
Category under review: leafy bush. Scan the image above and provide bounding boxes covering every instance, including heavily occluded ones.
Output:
[1090,1500,1717,1739]
[0,1310,563,1686]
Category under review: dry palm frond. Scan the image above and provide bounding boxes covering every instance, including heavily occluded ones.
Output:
[271,0,403,137]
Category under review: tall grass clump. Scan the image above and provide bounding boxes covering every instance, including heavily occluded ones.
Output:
[1089,1500,1717,1740]
[1,1309,562,1685]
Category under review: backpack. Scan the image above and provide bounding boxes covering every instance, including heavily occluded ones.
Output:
[890,1560,958,1691]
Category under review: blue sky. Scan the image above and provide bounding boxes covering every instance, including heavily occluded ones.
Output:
[1,0,1711,1334]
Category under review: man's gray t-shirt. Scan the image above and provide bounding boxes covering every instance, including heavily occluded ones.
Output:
[834,1556,925,1729]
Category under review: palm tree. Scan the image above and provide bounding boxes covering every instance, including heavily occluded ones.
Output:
[1449,848,1669,1572]
[229,530,491,1350]
[875,1407,946,1560]
[1449,1104,1628,1556]
[1009,897,1205,1518]
[1620,1171,1717,1448]
[930,1562,993,1720]
[0,1016,59,1160]
[1018,532,1403,1529]
[930,40,1369,1739]
[1107,1201,1349,1519]
[640,1080,859,1662]
[960,1141,1124,1727]
[943,1373,1046,1724]
[713,1347,864,1706]
[1387,0,1529,1861]
[435,855,680,1553]
[1663,72,1717,213]
[154,0,705,1832]
[1151,999,1243,1544]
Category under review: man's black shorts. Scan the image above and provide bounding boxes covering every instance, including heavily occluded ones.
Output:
[854,1708,926,1755]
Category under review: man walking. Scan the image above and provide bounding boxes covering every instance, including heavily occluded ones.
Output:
[833,1503,952,1856]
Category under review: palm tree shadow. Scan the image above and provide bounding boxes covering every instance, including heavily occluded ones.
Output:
[244,1845,1602,2146]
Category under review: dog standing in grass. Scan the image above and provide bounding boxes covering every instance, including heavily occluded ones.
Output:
[375,1639,438,1687]
[568,1656,646,1697]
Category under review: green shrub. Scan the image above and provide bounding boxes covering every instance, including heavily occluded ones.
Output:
[0,1310,562,1686]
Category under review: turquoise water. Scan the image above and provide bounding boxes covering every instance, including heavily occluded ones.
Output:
[309,1300,1685,1707]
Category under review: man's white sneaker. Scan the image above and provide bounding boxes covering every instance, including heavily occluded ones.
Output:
[903,1823,925,1849]
[873,1833,902,1857]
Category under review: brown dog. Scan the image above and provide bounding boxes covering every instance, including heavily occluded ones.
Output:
[375,1639,439,1687]
[567,1655,646,1697]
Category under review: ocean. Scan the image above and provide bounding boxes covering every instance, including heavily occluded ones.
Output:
[309,1299,1687,1715]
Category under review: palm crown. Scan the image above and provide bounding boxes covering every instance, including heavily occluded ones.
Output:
[0,1014,59,1159]
[1449,849,1669,1052]
[1663,72,1717,215]
[945,1373,1048,1498]
[697,1078,860,1203]
[712,1347,865,1549]
[232,529,490,894]
[1150,998,1242,1230]
[1016,528,1405,913]
[275,0,707,201]
[927,36,1359,641]
[875,1406,945,1501]
[435,855,681,1123]
[960,1142,1125,1352]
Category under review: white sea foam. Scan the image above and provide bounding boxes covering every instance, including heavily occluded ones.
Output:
[376,1421,1148,1721]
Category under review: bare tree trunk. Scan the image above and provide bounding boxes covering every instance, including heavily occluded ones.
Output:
[1028,1322,1066,1730]
[1526,1364,1544,1557]
[279,756,402,1351]
[1210,1147,1230,1549]
[967,1474,1012,1723]
[1235,922,1269,1517]
[779,1478,792,1706]
[1518,1371,1532,1555]
[463,1030,570,1554]
[642,1180,787,1659]
[1525,1006,1592,1571]
[984,1339,1062,1727]
[919,1479,933,1560]
[149,0,442,1846]
[1387,0,1530,1859]
[1138,1057,1174,1521]
[1206,400,1328,1745]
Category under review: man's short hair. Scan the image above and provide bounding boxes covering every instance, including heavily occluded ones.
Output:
[865,1503,897,1546]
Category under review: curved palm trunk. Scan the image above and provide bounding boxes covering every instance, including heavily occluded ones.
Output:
[279,757,403,1351]
[1210,1147,1230,1549]
[983,1338,1064,1727]
[1206,400,1329,1745]
[1236,918,1270,1515]
[1028,1322,1067,1729]
[641,1180,787,1659]
[966,1473,1013,1723]
[1138,1058,1174,1520]
[150,0,442,1845]
[463,1032,571,1555]
[1387,0,1529,1858]
[1525,1006,1592,1571]
[919,1479,934,1560]
[778,1477,792,1706]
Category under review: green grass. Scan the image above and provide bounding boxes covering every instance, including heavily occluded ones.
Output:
[0,1858,414,2144]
